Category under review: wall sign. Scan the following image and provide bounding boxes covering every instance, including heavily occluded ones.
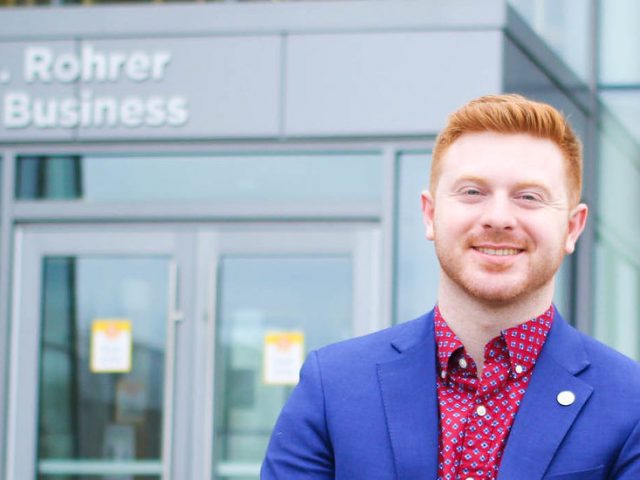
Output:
[2,44,188,130]
[0,36,281,140]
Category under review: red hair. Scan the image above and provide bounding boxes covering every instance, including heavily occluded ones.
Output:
[431,94,583,206]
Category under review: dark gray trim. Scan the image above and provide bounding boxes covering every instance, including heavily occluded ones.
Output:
[504,4,592,114]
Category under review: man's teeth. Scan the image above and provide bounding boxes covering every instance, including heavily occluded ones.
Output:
[476,247,520,256]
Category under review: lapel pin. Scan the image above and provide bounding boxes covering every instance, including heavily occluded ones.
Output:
[557,390,576,406]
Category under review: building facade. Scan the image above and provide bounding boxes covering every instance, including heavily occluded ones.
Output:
[0,1,637,479]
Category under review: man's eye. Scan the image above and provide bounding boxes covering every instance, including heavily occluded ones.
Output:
[463,189,482,196]
[519,193,540,201]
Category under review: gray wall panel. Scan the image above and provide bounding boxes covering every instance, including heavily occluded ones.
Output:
[284,31,503,137]
[75,36,282,140]
[0,36,281,141]
[0,1,506,40]
[0,41,76,141]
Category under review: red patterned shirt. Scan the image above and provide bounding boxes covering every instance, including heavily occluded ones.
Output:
[434,306,553,480]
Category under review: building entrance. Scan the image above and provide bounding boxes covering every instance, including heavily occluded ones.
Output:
[7,223,382,479]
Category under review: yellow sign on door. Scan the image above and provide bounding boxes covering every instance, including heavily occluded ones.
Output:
[263,331,304,385]
[90,319,133,373]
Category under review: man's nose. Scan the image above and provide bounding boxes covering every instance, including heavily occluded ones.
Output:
[480,195,517,230]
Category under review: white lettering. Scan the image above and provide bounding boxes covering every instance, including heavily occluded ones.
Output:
[3,92,190,129]
[145,96,166,126]
[53,53,81,83]
[151,51,172,80]
[125,52,151,82]
[120,97,144,127]
[93,96,118,127]
[24,45,176,84]
[166,96,188,126]
[3,92,31,128]
[59,98,79,128]
[80,90,93,127]
[107,52,127,82]
[25,47,53,83]
[33,98,58,128]
[81,45,107,82]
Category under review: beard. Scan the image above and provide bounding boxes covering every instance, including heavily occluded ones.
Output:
[434,231,566,306]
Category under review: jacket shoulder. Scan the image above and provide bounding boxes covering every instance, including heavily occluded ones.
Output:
[315,311,433,367]
[578,330,640,390]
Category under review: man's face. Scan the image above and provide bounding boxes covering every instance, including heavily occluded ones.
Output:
[422,132,588,306]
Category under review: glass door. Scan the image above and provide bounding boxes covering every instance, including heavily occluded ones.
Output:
[7,223,383,480]
[193,226,382,479]
[7,225,195,480]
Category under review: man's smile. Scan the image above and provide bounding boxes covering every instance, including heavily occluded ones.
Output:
[473,246,524,256]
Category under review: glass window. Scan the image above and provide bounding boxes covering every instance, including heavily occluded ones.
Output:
[16,152,383,203]
[593,109,640,360]
[38,256,169,478]
[600,91,640,146]
[508,0,592,81]
[214,255,353,477]
[16,156,82,200]
[598,0,640,84]
[395,152,438,323]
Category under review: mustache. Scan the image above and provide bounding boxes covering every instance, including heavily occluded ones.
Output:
[466,233,529,249]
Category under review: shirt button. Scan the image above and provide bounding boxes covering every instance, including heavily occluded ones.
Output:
[465,477,474,480]
[458,357,468,369]
[515,364,524,374]
[476,405,487,416]
[440,370,447,379]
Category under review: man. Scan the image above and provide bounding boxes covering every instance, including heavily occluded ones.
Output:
[261,94,640,479]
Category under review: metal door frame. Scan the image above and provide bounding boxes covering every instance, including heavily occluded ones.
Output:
[6,221,383,480]
[190,224,383,479]
[6,224,197,480]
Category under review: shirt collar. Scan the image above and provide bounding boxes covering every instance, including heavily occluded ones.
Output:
[500,306,554,373]
[433,306,464,374]
[434,305,554,375]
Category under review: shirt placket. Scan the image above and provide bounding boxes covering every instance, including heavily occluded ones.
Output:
[456,344,510,480]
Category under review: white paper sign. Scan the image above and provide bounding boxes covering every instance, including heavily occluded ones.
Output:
[91,319,132,373]
[263,332,304,385]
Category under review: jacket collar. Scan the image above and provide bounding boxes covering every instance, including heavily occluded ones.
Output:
[378,310,440,478]
[498,307,592,479]
[378,307,592,480]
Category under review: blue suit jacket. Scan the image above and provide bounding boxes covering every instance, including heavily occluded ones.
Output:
[262,309,640,479]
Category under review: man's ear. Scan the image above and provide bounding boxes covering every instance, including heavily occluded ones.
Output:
[565,203,588,254]
[421,190,435,241]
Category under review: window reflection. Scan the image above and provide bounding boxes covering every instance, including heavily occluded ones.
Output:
[593,107,640,360]
[508,0,591,81]
[17,156,82,200]
[395,152,438,323]
[214,255,352,476]
[38,256,168,478]
[16,152,382,203]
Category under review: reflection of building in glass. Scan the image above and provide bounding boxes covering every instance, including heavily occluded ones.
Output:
[0,1,638,479]
[39,258,167,462]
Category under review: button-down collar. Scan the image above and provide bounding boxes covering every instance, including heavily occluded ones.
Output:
[434,305,553,379]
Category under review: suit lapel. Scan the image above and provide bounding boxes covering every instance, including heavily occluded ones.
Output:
[498,311,593,480]
[377,311,439,479]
